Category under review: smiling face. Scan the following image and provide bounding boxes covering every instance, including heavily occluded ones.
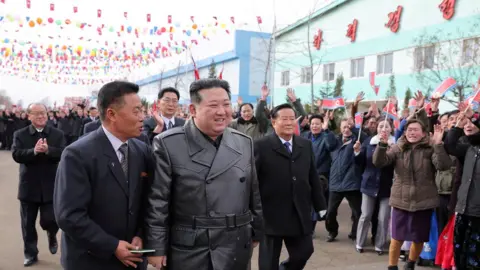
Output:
[158,91,179,118]
[189,87,232,139]
[310,118,323,135]
[240,104,254,121]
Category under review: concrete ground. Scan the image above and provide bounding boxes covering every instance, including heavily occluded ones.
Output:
[0,150,432,269]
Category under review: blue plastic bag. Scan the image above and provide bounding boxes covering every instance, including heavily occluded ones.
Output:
[420,211,439,260]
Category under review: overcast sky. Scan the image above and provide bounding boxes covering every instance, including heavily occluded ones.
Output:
[0,0,331,105]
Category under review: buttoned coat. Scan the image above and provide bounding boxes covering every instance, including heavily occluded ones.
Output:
[144,120,263,270]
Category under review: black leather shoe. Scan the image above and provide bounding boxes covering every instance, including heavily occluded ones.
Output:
[24,256,38,267]
[348,234,356,241]
[377,251,384,256]
[356,248,363,253]
[326,233,337,242]
[47,232,58,254]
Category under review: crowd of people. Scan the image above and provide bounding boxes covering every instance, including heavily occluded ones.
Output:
[6,78,480,270]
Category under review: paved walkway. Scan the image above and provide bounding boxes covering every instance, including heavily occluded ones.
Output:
[0,150,430,269]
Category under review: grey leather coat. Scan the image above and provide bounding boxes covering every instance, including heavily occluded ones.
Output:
[144,120,263,270]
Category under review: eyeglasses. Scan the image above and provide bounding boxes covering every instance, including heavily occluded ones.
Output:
[162,98,179,104]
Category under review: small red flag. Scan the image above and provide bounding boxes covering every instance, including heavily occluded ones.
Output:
[97,9,102,18]
[50,3,54,11]
[73,6,78,13]
[230,17,235,23]
[256,16,262,24]
[0,0,5,4]
[168,15,172,23]
[124,12,128,19]
[147,14,151,22]
[190,16,195,23]
[26,0,31,8]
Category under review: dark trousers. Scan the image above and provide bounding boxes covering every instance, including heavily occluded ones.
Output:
[0,131,5,148]
[20,201,59,258]
[436,194,451,234]
[259,234,314,270]
[325,190,362,238]
[5,130,13,149]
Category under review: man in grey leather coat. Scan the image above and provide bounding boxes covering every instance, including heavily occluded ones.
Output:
[145,79,263,270]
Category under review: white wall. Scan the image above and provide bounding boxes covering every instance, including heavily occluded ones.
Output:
[138,59,240,102]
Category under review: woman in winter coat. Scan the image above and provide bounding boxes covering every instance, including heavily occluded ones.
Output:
[445,109,480,269]
[353,117,395,255]
[373,119,452,270]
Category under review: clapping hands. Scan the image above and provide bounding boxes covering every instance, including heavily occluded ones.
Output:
[34,138,48,155]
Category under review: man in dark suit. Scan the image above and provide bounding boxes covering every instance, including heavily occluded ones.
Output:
[12,103,66,267]
[80,106,98,135]
[83,119,150,145]
[143,87,185,143]
[54,81,153,270]
[254,103,327,270]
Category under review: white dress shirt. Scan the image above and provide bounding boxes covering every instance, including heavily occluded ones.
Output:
[161,114,175,129]
[102,126,127,162]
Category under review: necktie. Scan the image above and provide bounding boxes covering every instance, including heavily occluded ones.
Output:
[284,141,292,154]
[118,143,129,183]
[168,121,173,130]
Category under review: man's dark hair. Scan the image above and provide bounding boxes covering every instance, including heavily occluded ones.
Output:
[88,106,97,111]
[239,103,254,112]
[158,87,180,100]
[271,103,295,119]
[448,109,460,116]
[97,81,139,121]
[189,79,231,104]
[439,112,450,120]
[309,114,324,123]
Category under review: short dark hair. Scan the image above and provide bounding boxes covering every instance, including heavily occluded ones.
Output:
[448,110,460,116]
[439,112,450,120]
[97,81,139,121]
[309,114,324,123]
[88,106,97,111]
[189,79,231,104]
[271,103,295,119]
[158,87,180,100]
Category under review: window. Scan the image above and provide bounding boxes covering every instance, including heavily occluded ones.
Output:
[281,70,290,86]
[414,46,435,70]
[300,67,312,84]
[350,58,365,78]
[463,38,479,64]
[376,53,393,74]
[323,63,335,82]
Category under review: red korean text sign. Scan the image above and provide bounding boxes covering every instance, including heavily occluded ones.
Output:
[346,19,358,42]
[385,6,403,33]
[313,30,323,50]
[439,0,455,20]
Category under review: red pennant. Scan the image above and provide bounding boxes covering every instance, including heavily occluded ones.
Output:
[147,14,151,22]
[0,0,5,4]
[124,12,128,18]
[50,3,54,11]
[97,9,102,18]
[26,0,31,8]
[168,15,172,23]
[256,16,262,24]
[190,16,195,23]
[230,17,235,23]
[73,6,78,13]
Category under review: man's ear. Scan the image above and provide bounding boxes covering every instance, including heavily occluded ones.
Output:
[189,104,196,118]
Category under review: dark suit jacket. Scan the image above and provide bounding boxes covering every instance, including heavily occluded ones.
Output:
[254,133,326,236]
[54,128,153,270]
[142,115,185,143]
[83,119,150,145]
[12,125,66,203]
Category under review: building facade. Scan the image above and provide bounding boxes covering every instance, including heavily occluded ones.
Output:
[134,30,272,106]
[273,0,480,111]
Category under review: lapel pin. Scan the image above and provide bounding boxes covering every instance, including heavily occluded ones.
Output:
[112,162,115,167]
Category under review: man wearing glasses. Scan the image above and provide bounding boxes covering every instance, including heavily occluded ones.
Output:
[11,103,66,267]
[143,87,186,143]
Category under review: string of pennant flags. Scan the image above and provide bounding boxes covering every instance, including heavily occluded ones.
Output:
[0,0,265,84]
